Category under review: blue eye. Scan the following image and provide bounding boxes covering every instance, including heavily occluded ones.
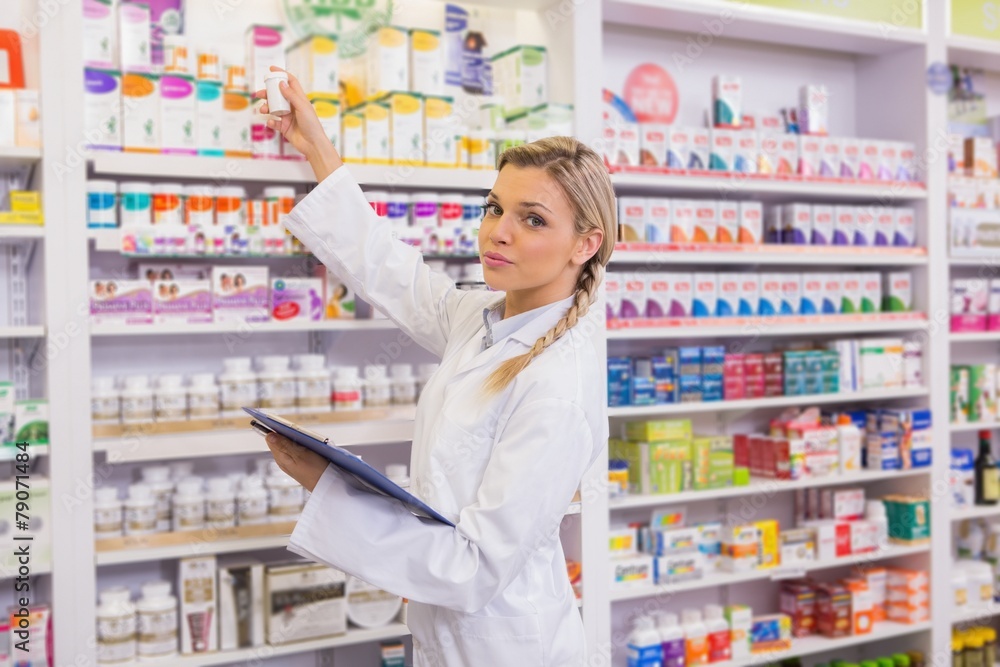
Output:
[527,216,546,228]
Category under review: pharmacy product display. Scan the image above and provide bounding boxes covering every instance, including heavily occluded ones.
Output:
[951,366,1000,424]
[91,358,435,426]
[609,408,931,498]
[608,272,914,321]
[0,188,43,225]
[617,198,916,248]
[608,340,923,407]
[0,380,49,446]
[951,278,1000,332]
[82,7,567,166]
[0,605,51,666]
[951,432,1000,509]
[0,30,40,151]
[94,555,404,662]
[952,519,1000,614]
[605,78,918,185]
[952,627,997,667]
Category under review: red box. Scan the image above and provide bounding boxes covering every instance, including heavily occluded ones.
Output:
[780,581,817,637]
[815,582,852,638]
[724,354,746,376]
[725,378,746,400]
[763,352,783,374]
[764,382,785,397]
[734,434,750,468]
[745,353,764,374]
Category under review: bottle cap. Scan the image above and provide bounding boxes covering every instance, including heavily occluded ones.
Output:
[128,483,151,500]
[95,487,120,503]
[140,465,171,484]
[141,580,172,599]
[99,586,132,606]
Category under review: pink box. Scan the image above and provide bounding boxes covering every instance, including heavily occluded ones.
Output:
[153,280,213,324]
[952,278,988,332]
[90,280,153,325]
[271,278,324,321]
[212,266,269,324]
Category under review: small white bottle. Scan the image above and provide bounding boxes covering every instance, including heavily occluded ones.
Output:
[170,462,194,483]
[363,364,392,408]
[94,487,123,540]
[136,581,178,660]
[626,615,662,667]
[389,363,417,406]
[140,465,174,532]
[96,586,137,665]
[92,377,120,425]
[171,478,205,532]
[866,499,889,550]
[386,464,410,490]
[704,604,731,664]
[154,374,188,422]
[124,483,157,536]
[205,477,236,529]
[219,357,257,418]
[120,375,154,424]
[332,366,363,410]
[257,355,297,411]
[682,608,709,667]
[416,363,439,399]
[294,354,331,413]
[267,462,304,523]
[187,373,220,420]
[237,474,269,525]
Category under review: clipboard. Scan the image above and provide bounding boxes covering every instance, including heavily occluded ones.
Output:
[244,407,455,526]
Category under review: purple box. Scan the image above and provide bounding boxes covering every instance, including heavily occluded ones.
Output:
[153,280,212,324]
[271,278,324,322]
[91,280,153,325]
[212,266,269,324]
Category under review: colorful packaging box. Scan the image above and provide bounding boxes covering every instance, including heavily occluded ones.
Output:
[713,75,742,128]
[710,128,736,171]
[383,91,423,166]
[782,204,812,244]
[854,207,875,246]
[618,197,646,243]
[222,91,253,157]
[362,100,391,164]
[666,126,692,169]
[860,272,882,313]
[800,274,822,314]
[645,273,671,319]
[841,274,862,313]
[84,68,123,150]
[271,278,324,321]
[153,280,212,324]
[608,357,631,407]
[90,280,153,325]
[894,207,916,247]
[621,274,646,319]
[717,201,739,244]
[693,273,717,318]
[647,199,670,243]
[821,273,842,314]
[670,200,695,243]
[212,266,269,324]
[737,273,759,316]
[367,26,410,99]
[818,136,840,178]
[759,274,782,316]
[738,201,763,244]
[800,84,829,136]
[841,138,861,179]
[423,95,455,167]
[640,123,669,167]
[832,206,855,246]
[751,614,792,652]
[122,72,160,152]
[690,128,710,170]
[873,208,895,246]
[811,205,834,245]
[669,274,693,317]
[160,74,197,155]
[780,274,801,315]
[798,135,822,177]
[286,34,339,96]
[884,272,912,312]
[716,274,740,317]
[693,200,718,243]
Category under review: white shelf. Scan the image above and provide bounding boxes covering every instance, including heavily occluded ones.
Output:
[88,152,495,190]
[607,315,928,340]
[611,247,929,266]
[951,331,1000,342]
[953,604,1000,625]
[951,504,1000,522]
[948,35,1000,71]
[0,326,45,339]
[90,319,398,336]
[604,0,926,56]
[0,226,43,239]
[0,146,41,169]
[610,543,929,602]
[950,421,1000,433]
[950,255,1000,266]
[609,171,928,201]
[607,386,928,418]
[113,624,412,666]
[728,621,930,666]
[96,532,292,565]
[609,468,930,511]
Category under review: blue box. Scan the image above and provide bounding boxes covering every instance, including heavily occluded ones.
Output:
[652,355,678,404]
[679,375,703,402]
[701,345,726,376]
[679,347,702,376]
[702,377,723,402]
[784,374,806,396]
[631,376,656,406]
[608,356,632,407]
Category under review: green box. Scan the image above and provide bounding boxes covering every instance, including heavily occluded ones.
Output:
[625,419,692,443]
[952,366,970,423]
[969,364,997,422]
[622,440,691,495]
[13,399,48,446]
[884,496,930,544]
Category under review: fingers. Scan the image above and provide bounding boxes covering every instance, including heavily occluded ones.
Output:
[253,87,266,100]
[278,80,313,115]
[259,102,270,115]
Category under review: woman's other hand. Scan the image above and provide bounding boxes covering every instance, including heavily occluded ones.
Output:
[253,66,344,181]
[265,432,329,493]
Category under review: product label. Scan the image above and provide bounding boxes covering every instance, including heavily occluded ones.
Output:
[708,629,731,662]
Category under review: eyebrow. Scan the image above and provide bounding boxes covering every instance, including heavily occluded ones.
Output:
[486,191,553,214]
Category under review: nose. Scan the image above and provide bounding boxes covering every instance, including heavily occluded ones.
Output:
[487,211,515,246]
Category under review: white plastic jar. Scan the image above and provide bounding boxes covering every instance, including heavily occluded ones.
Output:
[332,366,363,410]
[170,462,194,483]
[140,465,174,532]
[237,474,268,525]
[256,355,296,411]
[461,194,484,255]
[438,193,464,255]
[124,483,157,536]
[386,192,410,242]
[411,192,440,252]
[152,182,184,225]
[120,375,154,424]
[294,354,331,413]
[92,377,120,425]
[205,477,236,529]
[214,186,246,230]
[187,373,220,420]
[136,581,178,660]
[171,478,205,532]
[267,462,304,522]
[389,364,416,406]
[363,365,392,408]
[96,586,137,665]
[345,576,402,630]
[94,487,123,540]
[183,184,215,227]
[119,182,153,227]
[87,180,118,229]
[219,357,257,418]
[154,374,188,422]
[416,363,440,400]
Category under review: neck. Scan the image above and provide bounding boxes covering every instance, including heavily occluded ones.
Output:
[503,288,575,320]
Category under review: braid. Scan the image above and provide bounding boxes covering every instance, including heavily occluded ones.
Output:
[483,260,602,396]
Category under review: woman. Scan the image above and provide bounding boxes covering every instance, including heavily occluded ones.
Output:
[257,68,615,665]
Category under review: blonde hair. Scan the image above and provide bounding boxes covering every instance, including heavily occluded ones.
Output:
[484,136,617,395]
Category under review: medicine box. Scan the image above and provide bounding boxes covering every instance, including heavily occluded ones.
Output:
[840,274,862,314]
[362,100,391,165]
[859,272,882,313]
[212,266,269,325]
[693,201,717,243]
[13,400,48,446]
[608,357,631,407]
[874,208,895,246]
[286,35,339,97]
[811,205,834,245]
[716,274,739,317]
[670,200,695,243]
[717,201,739,244]
[841,138,861,178]
[654,552,704,585]
[621,274,646,319]
[690,128,710,170]
[341,109,364,163]
[223,91,253,157]
[894,208,916,246]
[693,273,717,317]
[640,124,669,168]
[818,137,840,178]
[712,75,741,128]
[611,554,653,588]
[758,274,782,316]
[271,278,324,322]
[219,563,265,650]
[884,272,913,312]
[735,131,757,174]
[798,135,822,177]
[646,199,670,243]
[153,280,212,325]
[605,274,622,321]
[196,81,225,157]
[776,134,798,174]
[669,274,693,317]
[800,84,828,136]
[750,614,792,651]
[179,556,219,653]
[423,95,454,167]
[854,207,875,245]
[264,563,346,644]
[782,204,811,244]
[84,68,122,150]
[118,2,151,72]
[617,197,646,243]
[666,126,692,169]
[738,201,763,244]
[90,280,153,325]
[492,45,547,118]
[779,274,801,315]
[245,25,285,92]
[832,206,855,246]
[161,75,197,155]
[625,419,692,442]
[800,274,822,315]
[383,91,423,166]
[710,128,735,172]
[122,72,160,153]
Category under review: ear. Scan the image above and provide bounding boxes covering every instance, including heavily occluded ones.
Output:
[572,229,604,266]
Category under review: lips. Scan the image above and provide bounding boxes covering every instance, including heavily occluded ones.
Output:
[483,251,512,264]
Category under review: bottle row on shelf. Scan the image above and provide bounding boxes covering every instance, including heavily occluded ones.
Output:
[607,271,914,323]
[953,518,1000,618]
[608,339,922,408]
[617,198,916,249]
[92,356,438,427]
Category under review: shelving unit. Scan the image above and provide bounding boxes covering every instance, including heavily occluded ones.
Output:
[607,314,928,339]
[951,505,1000,522]
[611,247,929,266]
[951,421,1000,433]
[0,146,41,169]
[91,319,399,336]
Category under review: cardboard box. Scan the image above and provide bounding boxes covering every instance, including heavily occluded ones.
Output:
[212,266,269,324]
[90,279,153,325]
[179,556,219,653]
[265,563,346,644]
[219,563,265,649]
[153,280,212,325]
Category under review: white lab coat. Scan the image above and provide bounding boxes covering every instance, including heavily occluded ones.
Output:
[283,167,607,666]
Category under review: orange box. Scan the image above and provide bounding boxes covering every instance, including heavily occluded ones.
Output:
[886,603,928,624]
[886,568,928,592]
[843,578,873,635]
[865,568,887,622]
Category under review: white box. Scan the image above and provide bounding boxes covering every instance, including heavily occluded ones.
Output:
[878,141,899,181]
[670,199,695,243]
[14,89,40,148]
[738,201,763,244]
[222,91,252,157]
[811,205,834,245]
[363,100,391,165]
[821,273,843,314]
[717,201,739,244]
[712,75,742,128]
[647,199,670,243]
[621,273,646,319]
[710,128,735,172]
[245,25,285,92]
[859,140,880,180]
[640,123,669,167]
[860,272,882,313]
[179,556,218,654]
[884,272,913,312]
[153,280,212,324]
[693,273,717,318]
[160,75,197,154]
[611,554,654,588]
[841,273,862,313]
[782,204,812,244]
[717,274,740,317]
[833,206,855,246]
[666,126,692,169]
[766,205,783,243]
[617,197,647,243]
[645,273,671,319]
[265,563,346,644]
[122,72,160,152]
[759,274,782,316]
[736,273,759,316]
[798,135,822,177]
[605,273,622,321]
[818,136,840,178]
[780,274,801,315]
[118,2,151,72]
[219,563,265,650]
[840,138,861,179]
[820,488,865,521]
[286,35,339,96]
[735,131,757,174]
[84,69,121,150]
[800,84,829,136]
[409,29,443,95]
[894,208,916,247]
[694,200,718,243]
[800,274,822,315]
[874,208,895,246]
[690,128,710,170]
[669,273,694,318]
[423,95,454,167]
[385,91,423,166]
[196,81,224,156]
[859,338,904,389]
[84,0,117,68]
[492,45,547,117]
[212,266,269,324]
[854,206,875,246]
[341,109,364,163]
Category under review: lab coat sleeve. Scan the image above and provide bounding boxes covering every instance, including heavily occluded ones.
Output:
[287,398,592,613]
[282,166,479,357]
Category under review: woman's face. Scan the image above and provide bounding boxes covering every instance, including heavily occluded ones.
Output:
[479,165,601,308]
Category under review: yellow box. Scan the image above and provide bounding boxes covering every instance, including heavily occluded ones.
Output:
[308,93,341,153]
[341,109,365,164]
[409,28,443,95]
[367,26,408,99]
[383,91,423,167]
[424,95,456,168]
[362,101,390,165]
[0,212,43,225]
[9,191,40,213]
[286,35,338,97]
[754,519,779,569]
